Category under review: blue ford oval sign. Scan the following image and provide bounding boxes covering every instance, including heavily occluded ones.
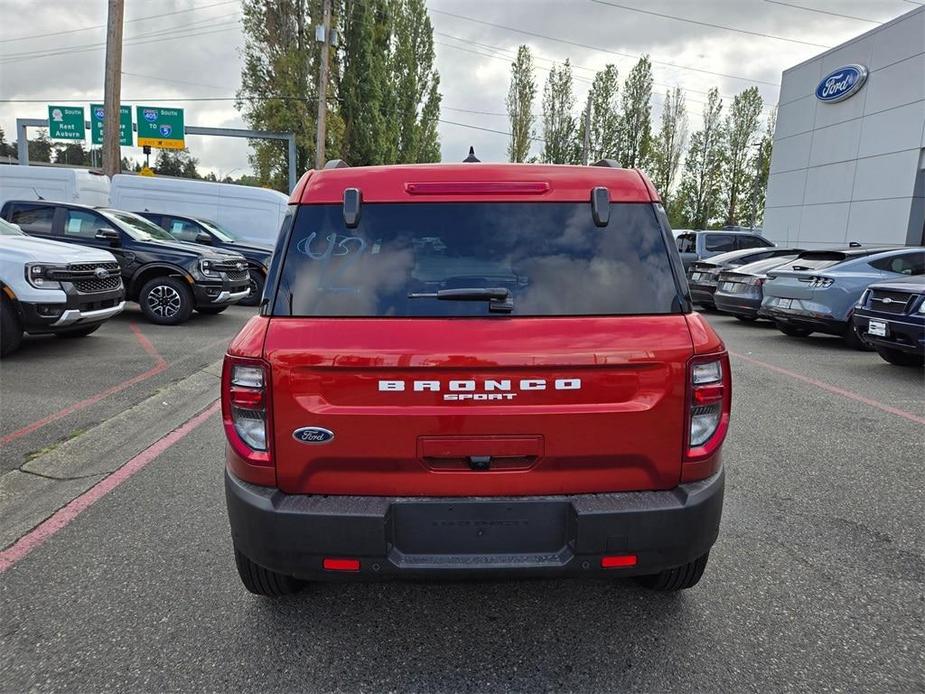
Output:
[293,427,335,444]
[815,65,868,103]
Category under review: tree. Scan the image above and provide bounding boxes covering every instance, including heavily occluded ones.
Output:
[722,86,764,226]
[677,88,725,229]
[576,64,620,163]
[506,45,537,163]
[340,0,392,165]
[651,86,688,202]
[154,149,201,179]
[748,107,776,227]
[0,127,16,160]
[389,0,441,163]
[618,56,653,168]
[28,129,53,163]
[54,142,92,167]
[541,59,578,164]
[237,0,323,191]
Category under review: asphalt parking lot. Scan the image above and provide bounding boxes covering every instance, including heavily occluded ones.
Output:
[1,312,923,692]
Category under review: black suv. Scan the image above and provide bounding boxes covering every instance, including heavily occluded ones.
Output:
[2,201,251,325]
[852,276,925,367]
[135,212,272,307]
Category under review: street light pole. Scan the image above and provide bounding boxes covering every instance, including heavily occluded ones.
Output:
[314,0,332,170]
[102,0,124,178]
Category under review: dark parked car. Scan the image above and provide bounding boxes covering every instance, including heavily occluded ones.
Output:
[852,276,925,366]
[687,247,800,309]
[1,201,251,325]
[676,230,774,269]
[136,212,272,307]
[713,253,802,320]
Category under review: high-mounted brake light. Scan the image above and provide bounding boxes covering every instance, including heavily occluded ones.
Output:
[404,181,550,195]
[685,354,731,469]
[222,357,272,467]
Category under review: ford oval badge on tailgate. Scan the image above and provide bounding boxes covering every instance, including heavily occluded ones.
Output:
[293,427,335,444]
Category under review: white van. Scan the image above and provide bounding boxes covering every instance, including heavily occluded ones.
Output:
[110,175,289,245]
[0,165,111,209]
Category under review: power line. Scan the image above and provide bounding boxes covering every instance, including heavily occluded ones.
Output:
[121,71,230,91]
[589,0,831,48]
[427,8,780,87]
[439,118,546,142]
[0,23,241,65]
[0,0,240,43]
[762,0,881,24]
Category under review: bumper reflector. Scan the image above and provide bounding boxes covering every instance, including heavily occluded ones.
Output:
[601,554,637,568]
[323,557,360,572]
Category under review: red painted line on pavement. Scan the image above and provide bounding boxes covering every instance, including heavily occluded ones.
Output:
[731,351,925,426]
[0,400,221,573]
[1,322,168,445]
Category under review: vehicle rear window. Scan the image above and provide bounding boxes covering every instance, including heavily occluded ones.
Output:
[273,202,682,317]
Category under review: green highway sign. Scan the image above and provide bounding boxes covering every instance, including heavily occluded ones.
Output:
[91,104,133,146]
[47,105,85,141]
[136,106,185,149]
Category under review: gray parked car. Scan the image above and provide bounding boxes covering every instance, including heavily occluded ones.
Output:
[676,230,774,269]
[762,247,924,348]
[687,246,801,308]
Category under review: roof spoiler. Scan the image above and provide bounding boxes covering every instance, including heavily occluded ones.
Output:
[324,159,349,169]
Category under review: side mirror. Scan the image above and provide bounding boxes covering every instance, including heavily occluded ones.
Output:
[195,231,213,245]
[95,228,120,245]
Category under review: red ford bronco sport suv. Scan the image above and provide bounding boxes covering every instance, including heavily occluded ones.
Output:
[223,160,730,596]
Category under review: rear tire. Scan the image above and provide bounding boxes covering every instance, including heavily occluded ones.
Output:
[139,276,194,326]
[54,324,101,338]
[239,269,265,307]
[233,548,303,597]
[0,299,23,358]
[637,552,710,592]
[876,347,924,367]
[195,306,227,315]
[775,322,812,338]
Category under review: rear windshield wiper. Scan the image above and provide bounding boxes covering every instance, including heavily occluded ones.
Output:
[408,287,514,313]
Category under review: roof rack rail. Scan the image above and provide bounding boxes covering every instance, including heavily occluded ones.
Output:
[592,159,619,168]
[324,159,349,169]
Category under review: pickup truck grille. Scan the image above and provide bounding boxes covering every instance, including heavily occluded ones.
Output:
[52,262,123,294]
[211,261,249,282]
[869,289,915,315]
[224,269,249,282]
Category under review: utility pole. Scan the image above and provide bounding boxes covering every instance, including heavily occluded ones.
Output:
[314,0,332,170]
[581,95,591,165]
[102,0,124,178]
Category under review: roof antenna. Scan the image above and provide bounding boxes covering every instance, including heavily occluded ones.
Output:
[32,187,45,201]
[463,146,480,163]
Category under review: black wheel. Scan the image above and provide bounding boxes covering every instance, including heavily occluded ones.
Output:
[234,548,303,597]
[637,553,710,592]
[139,276,194,326]
[196,306,227,315]
[54,324,101,338]
[239,269,265,307]
[0,299,23,358]
[776,322,812,338]
[876,347,924,367]
[734,315,758,322]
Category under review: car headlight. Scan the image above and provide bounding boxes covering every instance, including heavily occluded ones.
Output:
[24,263,64,290]
[198,259,221,278]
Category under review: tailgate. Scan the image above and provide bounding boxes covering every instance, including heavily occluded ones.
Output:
[266,316,694,496]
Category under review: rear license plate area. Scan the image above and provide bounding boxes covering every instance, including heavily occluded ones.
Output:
[390,501,570,555]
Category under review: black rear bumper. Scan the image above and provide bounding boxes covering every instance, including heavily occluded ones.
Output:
[714,293,763,318]
[225,469,724,580]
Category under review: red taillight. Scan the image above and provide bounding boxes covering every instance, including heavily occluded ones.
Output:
[222,356,272,467]
[684,354,731,468]
[601,554,637,568]
[323,558,360,572]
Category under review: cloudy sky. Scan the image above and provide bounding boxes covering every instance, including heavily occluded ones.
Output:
[0,0,918,181]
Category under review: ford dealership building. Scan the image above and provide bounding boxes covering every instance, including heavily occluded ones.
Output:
[763,6,924,248]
